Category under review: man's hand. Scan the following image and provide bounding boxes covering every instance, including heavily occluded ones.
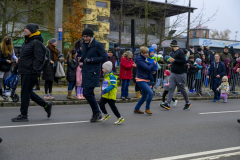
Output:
[50,61,54,64]
[168,64,172,68]
[216,75,220,78]
[237,68,240,73]
[188,66,190,69]
[16,59,18,63]
[6,60,11,63]
[153,71,156,74]
[169,58,175,62]
[187,63,190,66]
[133,63,136,67]
[85,58,92,64]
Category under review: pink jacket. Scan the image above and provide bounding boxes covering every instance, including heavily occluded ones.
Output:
[76,62,83,86]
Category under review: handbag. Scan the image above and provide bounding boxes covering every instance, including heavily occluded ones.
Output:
[55,61,66,78]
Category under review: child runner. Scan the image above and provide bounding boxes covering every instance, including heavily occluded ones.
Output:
[160,70,178,106]
[99,61,124,125]
[216,76,229,103]
[76,62,85,99]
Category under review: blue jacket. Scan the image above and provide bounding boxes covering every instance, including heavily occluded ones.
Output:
[81,38,107,88]
[210,53,215,65]
[135,54,155,80]
[195,63,203,79]
[208,61,226,79]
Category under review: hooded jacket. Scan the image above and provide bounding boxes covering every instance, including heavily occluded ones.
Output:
[66,54,79,82]
[135,54,155,80]
[18,31,45,75]
[233,59,240,74]
[220,52,233,67]
[224,58,231,77]
[119,56,134,80]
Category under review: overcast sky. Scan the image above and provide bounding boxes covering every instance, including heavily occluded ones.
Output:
[151,0,240,41]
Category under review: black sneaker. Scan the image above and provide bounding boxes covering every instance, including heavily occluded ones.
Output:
[183,103,191,110]
[125,96,131,100]
[121,97,126,100]
[44,102,52,118]
[160,103,170,110]
[0,138,2,143]
[12,115,29,122]
[90,112,102,123]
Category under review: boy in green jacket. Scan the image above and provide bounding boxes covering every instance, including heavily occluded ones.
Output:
[99,61,124,125]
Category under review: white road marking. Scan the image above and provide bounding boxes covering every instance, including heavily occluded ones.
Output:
[0,121,89,129]
[152,146,240,160]
[190,151,240,160]
[199,110,240,115]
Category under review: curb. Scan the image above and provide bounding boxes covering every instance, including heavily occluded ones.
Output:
[1,95,240,107]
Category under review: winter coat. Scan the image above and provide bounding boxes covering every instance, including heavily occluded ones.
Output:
[67,56,79,82]
[194,52,201,60]
[170,49,186,74]
[76,48,82,58]
[189,48,194,55]
[135,54,155,80]
[113,48,124,62]
[76,62,83,86]
[220,52,233,67]
[119,56,134,80]
[233,57,239,67]
[210,53,215,65]
[81,38,107,88]
[132,51,140,83]
[101,56,116,77]
[229,46,235,58]
[186,59,198,74]
[223,58,231,78]
[203,49,210,64]
[0,48,12,72]
[18,32,45,75]
[208,61,226,79]
[195,63,203,79]
[233,59,240,73]
[201,59,208,76]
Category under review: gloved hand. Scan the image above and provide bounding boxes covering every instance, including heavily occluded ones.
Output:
[85,58,92,64]
[227,75,230,79]
[32,73,39,84]
[101,90,107,95]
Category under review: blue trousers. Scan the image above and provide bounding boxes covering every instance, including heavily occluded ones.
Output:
[212,78,221,99]
[134,81,154,111]
[121,79,130,97]
[68,81,76,91]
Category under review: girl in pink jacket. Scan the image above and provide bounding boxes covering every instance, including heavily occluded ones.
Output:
[76,62,85,99]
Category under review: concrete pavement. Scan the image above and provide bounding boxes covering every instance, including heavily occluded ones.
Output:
[0,100,240,159]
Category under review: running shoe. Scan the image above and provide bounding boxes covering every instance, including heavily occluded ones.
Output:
[44,96,49,100]
[160,103,170,110]
[114,116,124,125]
[183,103,191,110]
[173,100,178,106]
[101,114,110,122]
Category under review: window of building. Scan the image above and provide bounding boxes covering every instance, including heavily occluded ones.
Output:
[96,1,107,8]
[97,16,110,23]
[83,8,91,14]
[84,25,99,32]
[148,24,155,35]
[193,30,197,38]
[203,30,207,38]
[110,19,119,32]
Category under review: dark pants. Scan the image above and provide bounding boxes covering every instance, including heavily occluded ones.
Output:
[21,74,47,115]
[135,83,141,92]
[99,97,121,118]
[68,81,76,91]
[195,79,202,92]
[187,74,195,90]
[44,80,53,94]
[212,78,221,99]
[83,87,100,114]
[121,79,130,97]
[162,91,175,103]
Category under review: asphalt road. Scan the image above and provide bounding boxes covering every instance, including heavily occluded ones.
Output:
[0,100,240,160]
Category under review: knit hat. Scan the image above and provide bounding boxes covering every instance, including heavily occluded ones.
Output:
[49,38,57,44]
[152,44,157,49]
[189,55,194,59]
[224,46,229,49]
[82,28,94,37]
[222,76,228,82]
[102,61,112,72]
[25,23,39,34]
[114,44,119,48]
[164,70,171,76]
[108,49,113,53]
[197,48,202,52]
[149,47,155,54]
[183,48,188,54]
[195,58,202,63]
[206,45,210,49]
[159,51,163,54]
[190,45,194,48]
[170,40,178,47]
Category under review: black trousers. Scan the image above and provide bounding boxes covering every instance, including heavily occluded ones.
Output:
[21,74,47,115]
[83,87,100,114]
[162,91,175,103]
[98,97,121,118]
[44,80,53,94]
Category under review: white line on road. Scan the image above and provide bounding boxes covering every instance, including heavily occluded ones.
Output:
[0,121,89,129]
[190,151,240,160]
[199,110,240,115]
[151,146,240,160]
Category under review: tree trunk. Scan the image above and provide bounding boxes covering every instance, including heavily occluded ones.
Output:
[2,0,8,38]
[144,0,148,46]
[119,1,123,47]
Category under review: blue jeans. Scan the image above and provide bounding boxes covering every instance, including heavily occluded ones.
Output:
[134,81,154,111]
[68,81,76,91]
[212,78,221,99]
[121,79,130,97]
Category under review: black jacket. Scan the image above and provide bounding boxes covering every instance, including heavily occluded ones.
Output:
[170,49,186,74]
[186,59,197,74]
[203,49,210,64]
[113,48,124,62]
[194,52,201,60]
[66,56,79,82]
[0,48,12,72]
[18,35,45,75]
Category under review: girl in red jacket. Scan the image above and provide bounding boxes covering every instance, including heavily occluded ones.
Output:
[119,51,136,100]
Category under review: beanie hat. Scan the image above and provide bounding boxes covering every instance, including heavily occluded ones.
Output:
[108,49,113,53]
[164,70,171,76]
[82,28,94,37]
[183,48,188,54]
[189,55,194,59]
[170,40,178,47]
[49,38,57,44]
[224,46,229,49]
[114,44,119,48]
[25,23,39,34]
[197,48,202,52]
[206,45,210,49]
[149,47,155,55]
[102,61,112,73]
[222,76,228,82]
[195,58,202,63]
[190,45,193,48]
[152,44,157,49]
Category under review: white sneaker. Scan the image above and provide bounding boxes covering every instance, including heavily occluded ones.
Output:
[114,116,124,125]
[173,100,178,106]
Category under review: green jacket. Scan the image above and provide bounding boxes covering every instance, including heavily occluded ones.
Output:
[102,72,118,100]
[220,52,233,67]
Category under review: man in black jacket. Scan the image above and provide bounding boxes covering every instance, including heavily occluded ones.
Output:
[160,40,191,110]
[11,23,52,122]
[113,44,123,72]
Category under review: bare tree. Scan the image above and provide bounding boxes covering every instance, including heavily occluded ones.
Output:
[210,29,231,40]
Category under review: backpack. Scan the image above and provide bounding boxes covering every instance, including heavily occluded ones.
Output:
[5,72,19,89]
[33,39,51,69]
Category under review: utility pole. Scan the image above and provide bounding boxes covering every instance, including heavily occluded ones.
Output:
[119,0,123,47]
[144,0,148,46]
[186,0,191,49]
[55,0,63,53]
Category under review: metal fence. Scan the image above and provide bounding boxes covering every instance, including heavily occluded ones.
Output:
[153,64,240,97]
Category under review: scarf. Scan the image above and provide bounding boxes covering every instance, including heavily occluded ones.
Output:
[48,43,60,62]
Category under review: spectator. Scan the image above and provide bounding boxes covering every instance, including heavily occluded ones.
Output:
[101,50,116,77]
[207,53,226,102]
[231,53,239,93]
[189,45,194,55]
[42,38,63,100]
[210,51,215,65]
[220,46,233,67]
[152,44,158,56]
[223,58,231,79]
[120,51,135,100]
[81,28,107,123]
[203,46,210,64]
[160,40,191,110]
[229,46,235,59]
[113,44,124,73]
[11,23,52,122]
[217,76,229,103]
[186,55,198,93]
[66,50,79,99]
[147,47,158,87]
[134,46,156,114]
[195,58,203,96]
[233,52,239,67]
[194,48,202,60]
[133,47,142,99]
